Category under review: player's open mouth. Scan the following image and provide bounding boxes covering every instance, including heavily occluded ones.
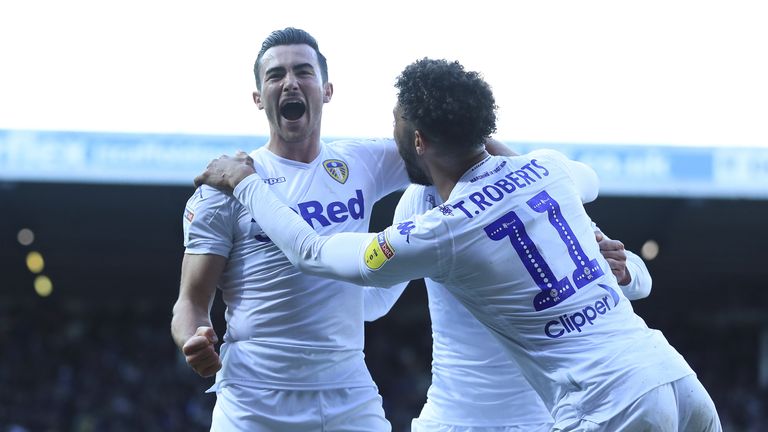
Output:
[280,101,306,121]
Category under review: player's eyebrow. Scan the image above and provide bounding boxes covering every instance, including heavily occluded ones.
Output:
[264,65,286,76]
[265,63,315,76]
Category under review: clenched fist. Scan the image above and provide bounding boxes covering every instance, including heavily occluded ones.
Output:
[182,326,222,378]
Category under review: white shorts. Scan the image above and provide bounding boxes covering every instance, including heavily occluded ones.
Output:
[553,374,722,432]
[411,418,552,432]
[211,385,390,432]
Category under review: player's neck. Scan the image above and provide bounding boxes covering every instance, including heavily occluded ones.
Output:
[266,135,321,163]
[430,149,490,201]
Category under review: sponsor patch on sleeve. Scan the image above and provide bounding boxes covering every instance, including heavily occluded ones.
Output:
[364,232,395,270]
[184,207,195,222]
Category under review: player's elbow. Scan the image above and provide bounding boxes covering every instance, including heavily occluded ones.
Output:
[292,256,314,274]
[582,174,600,203]
[621,273,653,300]
[636,274,653,299]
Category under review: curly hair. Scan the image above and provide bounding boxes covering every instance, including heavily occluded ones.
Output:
[395,58,497,152]
[253,27,328,90]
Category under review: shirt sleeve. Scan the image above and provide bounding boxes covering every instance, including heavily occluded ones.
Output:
[361,185,427,321]
[618,250,653,300]
[538,149,599,203]
[592,221,653,300]
[362,284,409,321]
[183,185,234,257]
[233,173,442,288]
[591,220,653,300]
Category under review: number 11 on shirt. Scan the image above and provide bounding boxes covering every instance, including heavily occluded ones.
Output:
[483,190,605,312]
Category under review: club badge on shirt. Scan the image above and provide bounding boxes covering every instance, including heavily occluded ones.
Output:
[323,159,349,184]
[364,232,395,270]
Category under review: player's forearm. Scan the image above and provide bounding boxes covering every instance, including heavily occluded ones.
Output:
[171,300,213,350]
[618,250,652,300]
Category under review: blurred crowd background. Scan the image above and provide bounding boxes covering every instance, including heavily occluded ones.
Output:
[2,184,767,432]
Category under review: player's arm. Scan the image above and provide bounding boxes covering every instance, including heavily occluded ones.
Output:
[171,186,233,378]
[484,138,517,157]
[243,176,435,287]
[362,185,426,320]
[193,153,440,287]
[594,228,652,300]
[618,250,652,300]
[540,149,600,203]
[171,253,225,377]
[363,283,409,321]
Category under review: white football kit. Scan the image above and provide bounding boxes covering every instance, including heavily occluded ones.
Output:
[233,149,721,430]
[361,183,654,432]
[182,139,408,431]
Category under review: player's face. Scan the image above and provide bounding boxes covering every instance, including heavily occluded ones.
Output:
[393,104,432,186]
[253,44,332,143]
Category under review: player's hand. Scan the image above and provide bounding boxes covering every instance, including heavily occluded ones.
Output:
[194,151,256,191]
[595,231,631,285]
[182,326,222,378]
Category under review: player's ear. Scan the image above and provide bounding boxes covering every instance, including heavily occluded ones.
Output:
[253,91,264,110]
[414,130,426,156]
[323,82,333,103]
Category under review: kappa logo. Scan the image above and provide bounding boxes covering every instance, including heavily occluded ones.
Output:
[323,159,349,184]
[438,204,454,216]
[396,221,416,243]
[262,176,286,185]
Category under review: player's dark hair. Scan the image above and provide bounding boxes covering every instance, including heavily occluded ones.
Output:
[395,58,497,152]
[253,27,328,90]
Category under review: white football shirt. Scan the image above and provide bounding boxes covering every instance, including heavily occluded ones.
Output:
[183,138,408,390]
[383,183,552,427]
[234,149,694,426]
[363,182,652,427]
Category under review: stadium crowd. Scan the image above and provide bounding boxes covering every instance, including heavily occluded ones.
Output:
[0,287,766,431]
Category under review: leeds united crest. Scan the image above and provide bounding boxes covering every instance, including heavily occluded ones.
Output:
[323,159,349,184]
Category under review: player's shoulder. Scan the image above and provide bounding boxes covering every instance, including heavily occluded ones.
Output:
[395,184,438,220]
[247,146,271,165]
[186,185,237,210]
[403,184,439,205]
[526,148,570,163]
[325,137,395,157]
[326,137,394,147]
[401,183,428,199]
[519,148,579,178]
[404,201,456,243]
